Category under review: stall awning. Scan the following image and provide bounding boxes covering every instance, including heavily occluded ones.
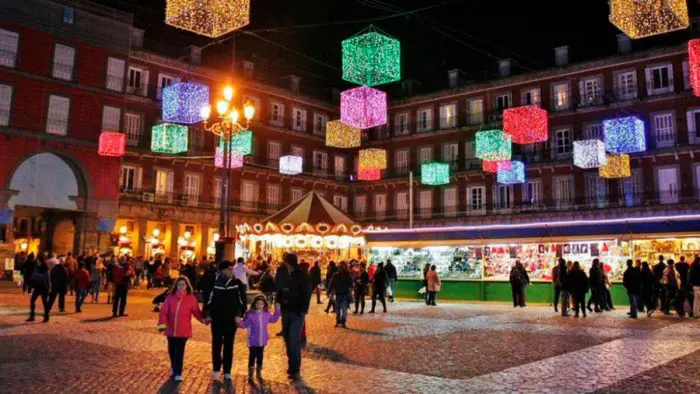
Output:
[366,214,700,245]
[263,191,356,226]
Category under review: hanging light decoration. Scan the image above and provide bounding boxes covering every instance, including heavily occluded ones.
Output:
[165,0,251,38]
[503,106,548,144]
[220,130,253,156]
[609,0,689,40]
[162,82,210,125]
[214,147,243,169]
[279,155,303,175]
[689,39,700,97]
[358,148,387,170]
[340,86,387,129]
[599,154,631,178]
[482,160,512,174]
[326,120,361,148]
[497,161,525,184]
[98,131,126,157]
[475,129,512,161]
[151,123,188,154]
[573,140,607,169]
[421,162,450,186]
[603,116,646,153]
[342,29,400,87]
[358,168,381,181]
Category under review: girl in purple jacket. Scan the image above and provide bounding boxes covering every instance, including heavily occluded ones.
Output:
[238,294,280,382]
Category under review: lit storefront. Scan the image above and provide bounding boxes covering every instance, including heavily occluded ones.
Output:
[367,214,700,304]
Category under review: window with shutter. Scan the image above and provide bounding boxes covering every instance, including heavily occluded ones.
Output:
[443,187,457,217]
[583,123,603,140]
[0,29,19,68]
[521,88,541,106]
[495,93,511,112]
[552,83,569,111]
[313,113,327,136]
[101,105,121,132]
[293,107,307,132]
[494,185,513,211]
[580,77,602,106]
[553,176,574,209]
[439,103,456,129]
[468,98,483,124]
[46,95,70,135]
[553,128,572,158]
[124,112,142,146]
[52,44,75,80]
[395,112,409,135]
[417,108,433,132]
[653,113,675,148]
[418,146,433,165]
[619,169,642,207]
[184,174,201,206]
[270,102,285,127]
[395,149,409,174]
[157,73,178,99]
[467,186,485,214]
[354,195,367,218]
[374,194,387,219]
[615,71,637,100]
[268,141,281,164]
[657,167,679,204]
[0,84,12,126]
[334,155,345,177]
[585,173,608,208]
[442,143,459,169]
[395,191,409,219]
[291,188,303,203]
[333,195,348,212]
[646,65,673,95]
[212,178,222,206]
[267,184,281,210]
[120,166,137,191]
[313,151,327,175]
[106,57,125,92]
[523,180,542,209]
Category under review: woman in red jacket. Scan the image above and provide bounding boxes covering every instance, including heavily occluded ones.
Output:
[157,277,206,382]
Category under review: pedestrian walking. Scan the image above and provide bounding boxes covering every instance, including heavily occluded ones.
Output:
[22,253,36,294]
[509,261,528,307]
[111,257,132,317]
[587,259,604,313]
[661,259,680,315]
[570,262,589,318]
[329,261,353,327]
[310,261,323,304]
[385,259,398,302]
[238,295,281,382]
[204,260,246,381]
[689,257,700,318]
[26,261,50,322]
[555,259,571,316]
[65,252,77,296]
[370,262,388,313]
[89,257,102,303]
[641,262,657,316]
[233,257,260,295]
[73,262,90,313]
[552,263,561,313]
[426,265,441,306]
[323,261,337,314]
[653,255,667,311]
[105,255,115,304]
[274,253,312,381]
[675,256,691,317]
[601,269,615,311]
[157,277,206,382]
[47,259,69,313]
[353,262,369,314]
[623,260,641,319]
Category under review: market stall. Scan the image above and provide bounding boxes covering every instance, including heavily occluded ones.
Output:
[366,214,700,304]
[237,192,365,264]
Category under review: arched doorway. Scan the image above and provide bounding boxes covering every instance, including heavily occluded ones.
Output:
[7,152,87,255]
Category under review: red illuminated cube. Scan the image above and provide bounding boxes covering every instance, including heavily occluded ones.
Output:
[503,105,548,144]
[98,131,126,157]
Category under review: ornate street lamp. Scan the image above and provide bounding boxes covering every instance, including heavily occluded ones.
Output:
[200,86,255,261]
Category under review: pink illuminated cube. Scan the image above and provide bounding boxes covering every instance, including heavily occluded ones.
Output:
[340,86,387,129]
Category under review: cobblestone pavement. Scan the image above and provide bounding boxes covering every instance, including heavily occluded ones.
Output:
[0,284,699,394]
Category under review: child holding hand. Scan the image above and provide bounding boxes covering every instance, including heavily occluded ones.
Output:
[238,295,281,382]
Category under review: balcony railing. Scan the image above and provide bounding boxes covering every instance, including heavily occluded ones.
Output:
[119,189,271,215]
[356,189,700,224]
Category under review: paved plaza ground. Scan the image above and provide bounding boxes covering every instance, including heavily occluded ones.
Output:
[0,283,699,393]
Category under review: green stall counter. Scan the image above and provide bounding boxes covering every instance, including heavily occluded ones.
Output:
[394,279,631,306]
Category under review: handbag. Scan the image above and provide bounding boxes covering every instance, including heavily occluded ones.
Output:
[418,286,426,295]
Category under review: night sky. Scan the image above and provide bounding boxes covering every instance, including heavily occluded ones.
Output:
[96,0,699,97]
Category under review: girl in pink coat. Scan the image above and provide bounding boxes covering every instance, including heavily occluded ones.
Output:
[238,295,281,382]
[157,277,205,382]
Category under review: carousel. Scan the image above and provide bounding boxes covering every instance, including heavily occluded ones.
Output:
[237,192,366,263]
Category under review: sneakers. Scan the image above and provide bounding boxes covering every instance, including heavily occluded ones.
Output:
[224,373,232,380]
[173,375,182,382]
[212,371,220,380]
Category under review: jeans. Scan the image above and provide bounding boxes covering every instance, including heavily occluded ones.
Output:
[167,337,188,376]
[553,285,561,310]
[112,283,128,316]
[388,279,396,300]
[371,288,386,312]
[325,292,335,313]
[587,287,602,311]
[511,285,525,307]
[354,287,366,313]
[427,291,437,305]
[574,293,587,316]
[282,311,304,376]
[75,288,87,312]
[335,293,349,324]
[560,290,571,315]
[48,288,66,312]
[628,293,639,318]
[663,286,677,314]
[29,287,48,319]
[211,327,235,374]
[248,346,264,368]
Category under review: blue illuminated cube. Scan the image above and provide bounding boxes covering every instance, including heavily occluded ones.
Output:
[603,116,646,154]
[162,82,210,125]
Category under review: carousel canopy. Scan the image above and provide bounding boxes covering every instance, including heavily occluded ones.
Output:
[262,191,356,226]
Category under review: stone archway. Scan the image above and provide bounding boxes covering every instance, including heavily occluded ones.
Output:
[7,152,88,254]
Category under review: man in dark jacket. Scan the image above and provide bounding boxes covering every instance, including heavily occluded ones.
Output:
[196,262,217,306]
[309,261,323,304]
[111,258,131,317]
[353,263,370,314]
[653,255,667,310]
[329,262,353,327]
[204,260,246,380]
[23,253,36,294]
[675,256,691,314]
[587,259,604,313]
[26,261,50,322]
[623,260,642,319]
[275,253,312,381]
[48,260,69,313]
[384,259,398,302]
[370,263,388,313]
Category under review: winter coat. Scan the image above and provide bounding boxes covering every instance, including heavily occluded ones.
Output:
[158,293,204,338]
[675,262,690,288]
[324,265,337,288]
[384,263,398,281]
[589,265,603,288]
[111,264,129,285]
[623,267,641,295]
[426,270,441,292]
[690,263,700,287]
[569,269,588,297]
[355,271,369,290]
[50,264,69,290]
[653,262,666,283]
[205,275,246,334]
[641,270,656,293]
[551,265,560,287]
[368,264,377,282]
[373,269,387,291]
[238,308,281,347]
[73,268,90,290]
[662,266,681,289]
[329,271,353,295]
[509,267,528,287]
[258,270,276,294]
[275,266,312,315]
[310,265,322,287]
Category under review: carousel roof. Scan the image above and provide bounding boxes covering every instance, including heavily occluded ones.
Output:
[262,191,356,226]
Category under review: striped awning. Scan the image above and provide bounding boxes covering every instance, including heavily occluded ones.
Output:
[262,191,356,226]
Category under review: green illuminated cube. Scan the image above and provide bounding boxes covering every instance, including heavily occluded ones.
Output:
[220,130,253,156]
[342,31,400,87]
[151,123,188,154]
[475,129,511,161]
[421,162,450,186]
